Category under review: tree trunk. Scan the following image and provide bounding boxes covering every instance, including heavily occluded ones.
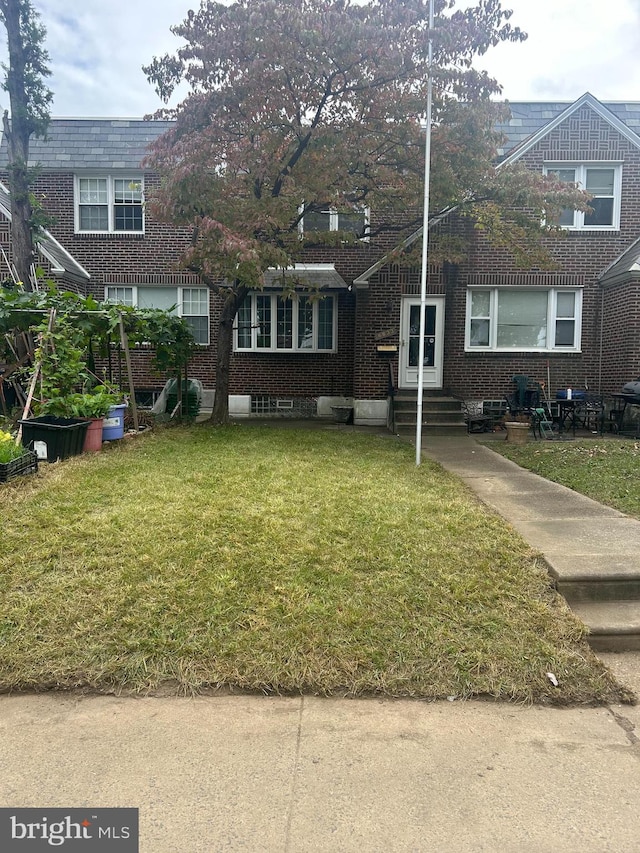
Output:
[210,286,248,424]
[2,0,36,291]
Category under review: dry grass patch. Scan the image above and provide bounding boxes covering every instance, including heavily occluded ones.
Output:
[0,424,630,704]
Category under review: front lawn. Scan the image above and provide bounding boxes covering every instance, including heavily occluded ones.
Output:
[493,438,640,519]
[0,425,629,704]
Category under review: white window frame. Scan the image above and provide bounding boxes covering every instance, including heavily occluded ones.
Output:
[234,292,337,353]
[465,286,583,353]
[105,285,210,345]
[76,174,144,234]
[299,205,370,241]
[544,162,622,231]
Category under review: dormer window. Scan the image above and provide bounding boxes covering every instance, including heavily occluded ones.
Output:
[544,163,621,231]
[76,175,144,233]
[300,205,369,240]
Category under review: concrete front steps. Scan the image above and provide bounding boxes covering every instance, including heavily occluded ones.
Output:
[552,566,640,652]
[570,601,640,652]
[393,392,467,436]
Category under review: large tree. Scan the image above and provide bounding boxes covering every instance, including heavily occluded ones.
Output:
[144,0,587,423]
[0,0,52,291]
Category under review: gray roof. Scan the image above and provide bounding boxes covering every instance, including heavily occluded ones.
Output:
[263,264,347,290]
[1,100,640,169]
[496,100,640,156]
[0,118,173,170]
[599,236,640,286]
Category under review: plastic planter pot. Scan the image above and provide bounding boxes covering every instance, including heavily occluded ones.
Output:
[19,417,90,462]
[102,404,127,440]
[0,449,38,482]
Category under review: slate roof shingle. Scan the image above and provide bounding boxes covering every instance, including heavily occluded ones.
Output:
[0,118,173,170]
[496,101,640,156]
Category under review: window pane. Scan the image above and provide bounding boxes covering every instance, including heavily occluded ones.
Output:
[114,205,143,231]
[497,291,548,348]
[557,208,575,227]
[337,211,365,235]
[181,288,208,315]
[550,168,576,183]
[586,169,614,195]
[470,319,490,346]
[257,295,271,348]
[114,179,142,203]
[277,297,292,348]
[137,287,178,311]
[79,178,107,204]
[79,205,108,230]
[471,290,490,316]
[548,169,576,227]
[556,291,575,318]
[304,210,331,232]
[584,197,614,226]
[105,286,134,306]
[555,319,575,347]
[318,297,334,349]
[298,296,313,349]
[185,316,208,345]
[237,297,252,348]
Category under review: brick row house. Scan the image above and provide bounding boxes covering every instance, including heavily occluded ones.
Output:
[3,92,640,428]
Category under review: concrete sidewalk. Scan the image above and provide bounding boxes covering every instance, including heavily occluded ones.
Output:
[1,679,640,853]
[2,431,640,852]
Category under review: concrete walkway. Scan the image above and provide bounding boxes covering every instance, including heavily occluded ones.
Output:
[2,430,640,852]
[419,435,640,651]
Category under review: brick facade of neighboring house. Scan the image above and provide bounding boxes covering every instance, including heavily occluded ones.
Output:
[3,93,640,425]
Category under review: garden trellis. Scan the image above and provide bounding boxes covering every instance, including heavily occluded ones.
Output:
[0,284,197,427]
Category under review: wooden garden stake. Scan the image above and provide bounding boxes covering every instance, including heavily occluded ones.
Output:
[118,313,139,432]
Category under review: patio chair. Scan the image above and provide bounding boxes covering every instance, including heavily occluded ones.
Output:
[507,375,542,419]
[531,406,555,440]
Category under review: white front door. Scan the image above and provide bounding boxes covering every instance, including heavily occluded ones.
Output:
[399,297,444,389]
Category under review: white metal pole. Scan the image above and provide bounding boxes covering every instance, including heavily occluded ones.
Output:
[415,0,434,466]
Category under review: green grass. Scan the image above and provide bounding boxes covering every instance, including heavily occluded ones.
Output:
[493,437,640,518]
[0,424,630,704]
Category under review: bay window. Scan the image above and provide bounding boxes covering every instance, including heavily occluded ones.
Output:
[466,287,582,352]
[236,292,336,352]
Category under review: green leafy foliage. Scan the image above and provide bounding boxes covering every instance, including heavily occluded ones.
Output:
[0,428,24,462]
[40,387,120,419]
[1,282,197,414]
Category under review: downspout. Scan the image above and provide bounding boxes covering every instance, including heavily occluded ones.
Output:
[598,282,604,395]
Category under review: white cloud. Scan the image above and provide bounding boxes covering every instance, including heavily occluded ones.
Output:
[0,1,637,116]
[3,0,194,117]
[475,0,640,101]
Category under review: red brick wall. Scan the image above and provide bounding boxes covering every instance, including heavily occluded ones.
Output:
[17,171,373,396]
[356,103,640,402]
[6,102,640,406]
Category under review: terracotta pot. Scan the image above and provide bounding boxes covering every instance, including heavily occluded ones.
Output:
[82,417,104,452]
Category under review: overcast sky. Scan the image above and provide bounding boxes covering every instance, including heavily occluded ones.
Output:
[2,0,639,118]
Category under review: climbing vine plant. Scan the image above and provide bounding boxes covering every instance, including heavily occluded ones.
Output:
[0,282,197,376]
